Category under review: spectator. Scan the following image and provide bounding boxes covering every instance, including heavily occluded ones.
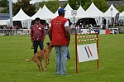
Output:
[102,17,106,29]
[30,17,46,54]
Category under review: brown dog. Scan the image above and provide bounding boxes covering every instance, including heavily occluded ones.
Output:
[26,42,53,70]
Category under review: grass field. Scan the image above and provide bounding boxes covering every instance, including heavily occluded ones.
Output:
[0,34,124,82]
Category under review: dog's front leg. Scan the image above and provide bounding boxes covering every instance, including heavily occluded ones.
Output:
[36,60,42,71]
[47,58,50,65]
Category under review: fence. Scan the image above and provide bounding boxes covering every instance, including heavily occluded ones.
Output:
[0,29,30,35]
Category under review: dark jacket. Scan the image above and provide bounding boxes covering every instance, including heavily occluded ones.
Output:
[30,24,46,42]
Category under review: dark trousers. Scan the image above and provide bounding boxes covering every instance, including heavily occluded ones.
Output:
[33,41,44,54]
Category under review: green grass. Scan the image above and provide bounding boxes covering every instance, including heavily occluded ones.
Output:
[0,34,124,82]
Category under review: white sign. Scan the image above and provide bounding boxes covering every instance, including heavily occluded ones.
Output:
[77,43,98,62]
[71,10,77,16]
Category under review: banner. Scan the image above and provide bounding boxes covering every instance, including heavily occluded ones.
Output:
[77,43,98,62]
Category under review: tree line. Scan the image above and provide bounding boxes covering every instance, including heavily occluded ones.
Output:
[0,0,124,16]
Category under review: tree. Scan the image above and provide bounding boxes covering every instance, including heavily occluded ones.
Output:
[116,4,124,12]
[83,1,91,10]
[46,1,59,13]
[0,7,9,13]
[91,0,108,12]
[68,0,77,10]
[83,0,108,12]
[106,0,122,1]
[0,0,9,13]
[68,0,91,10]
[39,1,59,13]
[0,0,8,7]
[13,0,36,16]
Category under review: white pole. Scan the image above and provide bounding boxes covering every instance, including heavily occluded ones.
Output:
[9,0,13,27]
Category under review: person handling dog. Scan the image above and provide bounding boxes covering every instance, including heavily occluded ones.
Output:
[48,8,70,75]
[30,17,46,54]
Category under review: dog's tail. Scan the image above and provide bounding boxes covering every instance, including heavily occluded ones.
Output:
[25,58,32,62]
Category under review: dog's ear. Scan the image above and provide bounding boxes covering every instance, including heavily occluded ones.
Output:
[47,42,50,45]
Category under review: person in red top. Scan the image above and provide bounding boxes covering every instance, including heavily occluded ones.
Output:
[30,17,46,54]
[48,8,70,75]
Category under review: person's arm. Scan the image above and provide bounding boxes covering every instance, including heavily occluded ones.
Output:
[65,26,70,41]
[30,27,34,42]
[41,25,46,41]
[64,20,70,45]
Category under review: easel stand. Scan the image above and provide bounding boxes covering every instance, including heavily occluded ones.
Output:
[75,32,99,74]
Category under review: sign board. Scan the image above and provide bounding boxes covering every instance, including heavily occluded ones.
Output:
[77,43,99,62]
[71,10,77,16]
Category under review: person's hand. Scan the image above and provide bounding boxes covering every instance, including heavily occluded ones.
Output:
[31,39,34,43]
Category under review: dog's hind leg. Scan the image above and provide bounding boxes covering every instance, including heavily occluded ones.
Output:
[33,59,42,71]
[36,60,42,71]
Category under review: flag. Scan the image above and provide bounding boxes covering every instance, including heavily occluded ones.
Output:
[115,12,120,24]
[77,43,98,62]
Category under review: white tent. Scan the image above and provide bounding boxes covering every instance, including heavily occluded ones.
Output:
[119,11,124,19]
[64,4,73,18]
[31,5,55,23]
[85,2,104,18]
[13,8,31,21]
[54,7,61,17]
[76,5,86,18]
[12,9,32,29]
[0,20,9,25]
[103,4,119,18]
[31,7,42,19]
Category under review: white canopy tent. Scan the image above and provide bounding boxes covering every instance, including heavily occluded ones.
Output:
[74,5,86,24]
[12,8,32,29]
[85,2,104,18]
[13,9,31,21]
[64,4,73,18]
[119,11,124,19]
[54,4,74,23]
[31,5,55,23]
[54,7,61,17]
[8,1,122,29]
[82,3,104,26]
[0,20,9,26]
[54,5,73,18]
[76,5,86,21]
[104,4,119,18]
[76,5,86,18]
[103,4,119,27]
[31,7,42,19]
